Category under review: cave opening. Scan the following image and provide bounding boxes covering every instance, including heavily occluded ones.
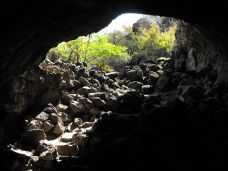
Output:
[1,8,228,171]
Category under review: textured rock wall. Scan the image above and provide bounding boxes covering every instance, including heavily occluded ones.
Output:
[174,21,228,85]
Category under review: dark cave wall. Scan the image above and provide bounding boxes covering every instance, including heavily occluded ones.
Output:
[1,0,228,87]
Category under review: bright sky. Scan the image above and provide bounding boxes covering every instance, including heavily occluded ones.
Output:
[98,13,143,35]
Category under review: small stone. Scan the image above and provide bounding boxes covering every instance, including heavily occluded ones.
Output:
[52,123,65,135]
[24,129,46,144]
[42,121,54,133]
[56,144,78,156]
[36,112,49,122]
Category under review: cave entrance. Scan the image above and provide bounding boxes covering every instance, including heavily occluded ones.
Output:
[5,11,228,171]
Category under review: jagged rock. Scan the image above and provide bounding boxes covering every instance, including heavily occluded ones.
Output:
[74,118,83,126]
[56,104,68,112]
[90,97,106,108]
[56,144,78,156]
[42,120,54,133]
[127,81,143,90]
[24,129,47,144]
[126,69,143,81]
[36,112,49,122]
[27,120,42,130]
[52,123,65,135]
[142,85,154,94]
[79,76,90,86]
[106,72,119,79]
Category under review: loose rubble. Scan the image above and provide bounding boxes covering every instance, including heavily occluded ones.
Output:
[7,52,228,170]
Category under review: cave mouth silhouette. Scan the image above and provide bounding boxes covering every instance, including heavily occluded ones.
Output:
[1,1,228,170]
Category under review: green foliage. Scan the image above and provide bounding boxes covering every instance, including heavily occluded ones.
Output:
[48,34,130,71]
[109,21,176,60]
[48,19,176,71]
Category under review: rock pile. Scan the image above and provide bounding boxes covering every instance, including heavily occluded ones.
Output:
[7,54,228,170]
